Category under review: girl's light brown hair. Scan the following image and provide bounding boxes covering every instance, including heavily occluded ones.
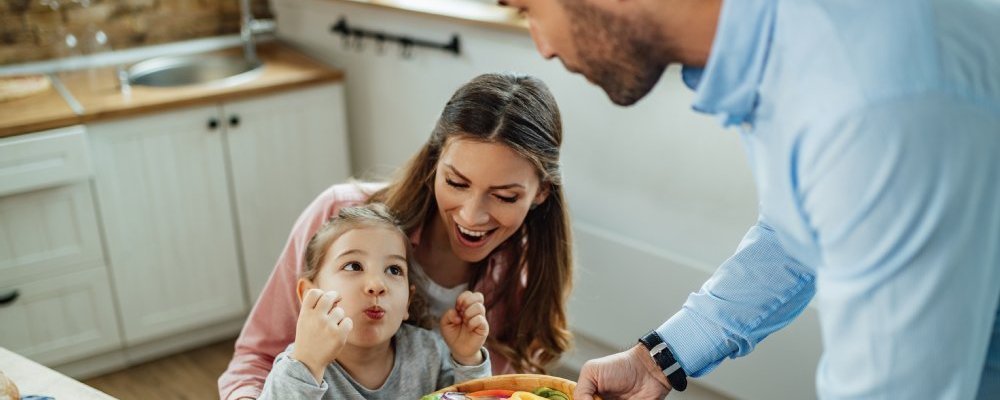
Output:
[368,73,572,373]
[302,203,433,329]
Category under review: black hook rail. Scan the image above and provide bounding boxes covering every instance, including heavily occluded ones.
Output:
[331,17,461,57]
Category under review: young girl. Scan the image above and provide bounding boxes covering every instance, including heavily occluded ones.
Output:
[259,204,491,399]
[222,73,573,400]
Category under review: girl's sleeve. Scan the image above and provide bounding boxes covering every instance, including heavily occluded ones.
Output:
[258,345,328,400]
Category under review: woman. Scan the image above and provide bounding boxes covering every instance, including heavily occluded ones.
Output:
[219,73,573,400]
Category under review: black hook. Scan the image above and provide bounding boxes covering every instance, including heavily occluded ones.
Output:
[0,290,19,306]
[329,16,462,57]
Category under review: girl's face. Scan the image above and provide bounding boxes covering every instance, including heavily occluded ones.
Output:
[433,137,548,263]
[307,227,411,348]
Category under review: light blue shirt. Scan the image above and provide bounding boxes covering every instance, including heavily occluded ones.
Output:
[659,0,1000,398]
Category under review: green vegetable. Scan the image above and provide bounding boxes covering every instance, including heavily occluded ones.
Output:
[420,394,443,400]
[532,387,569,400]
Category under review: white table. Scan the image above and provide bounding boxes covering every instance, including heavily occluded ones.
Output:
[0,347,116,400]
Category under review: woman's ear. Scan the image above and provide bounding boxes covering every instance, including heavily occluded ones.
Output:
[296,278,314,303]
[405,284,415,320]
[532,182,550,209]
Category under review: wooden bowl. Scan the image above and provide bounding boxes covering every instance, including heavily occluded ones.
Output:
[433,374,601,399]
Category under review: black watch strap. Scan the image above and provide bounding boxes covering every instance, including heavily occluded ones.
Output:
[638,330,688,392]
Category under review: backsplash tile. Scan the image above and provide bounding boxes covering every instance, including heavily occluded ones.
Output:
[0,0,272,65]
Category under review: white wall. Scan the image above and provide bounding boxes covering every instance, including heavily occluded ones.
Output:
[272,1,822,398]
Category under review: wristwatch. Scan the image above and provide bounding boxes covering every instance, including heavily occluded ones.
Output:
[638,330,688,391]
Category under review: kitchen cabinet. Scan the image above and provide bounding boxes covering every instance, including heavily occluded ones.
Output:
[225,84,351,301]
[88,103,245,345]
[88,83,350,345]
[0,126,124,366]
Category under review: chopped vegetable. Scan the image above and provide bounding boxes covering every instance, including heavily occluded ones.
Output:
[532,387,570,400]
[509,392,548,400]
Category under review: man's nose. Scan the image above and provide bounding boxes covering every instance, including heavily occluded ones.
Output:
[529,25,556,60]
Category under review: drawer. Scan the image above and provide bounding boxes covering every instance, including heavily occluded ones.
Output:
[0,182,105,283]
[0,268,123,366]
[0,125,92,197]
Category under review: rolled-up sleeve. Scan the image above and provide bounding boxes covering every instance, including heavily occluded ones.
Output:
[658,220,816,377]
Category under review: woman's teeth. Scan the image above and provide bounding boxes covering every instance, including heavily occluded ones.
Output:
[458,225,488,237]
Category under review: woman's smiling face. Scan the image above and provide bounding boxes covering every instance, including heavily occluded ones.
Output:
[433,137,548,263]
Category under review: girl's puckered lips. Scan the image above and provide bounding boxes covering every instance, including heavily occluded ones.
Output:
[363,306,385,320]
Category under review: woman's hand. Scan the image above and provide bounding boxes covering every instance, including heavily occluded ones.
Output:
[440,290,489,365]
[292,289,353,383]
[574,345,672,400]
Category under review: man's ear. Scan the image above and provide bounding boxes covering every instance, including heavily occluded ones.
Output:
[296,278,314,304]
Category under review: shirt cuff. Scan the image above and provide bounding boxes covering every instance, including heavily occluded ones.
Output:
[656,308,735,377]
[450,347,492,382]
[450,347,490,368]
[227,386,262,400]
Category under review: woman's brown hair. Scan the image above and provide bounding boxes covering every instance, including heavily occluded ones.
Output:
[368,73,572,373]
[301,203,433,330]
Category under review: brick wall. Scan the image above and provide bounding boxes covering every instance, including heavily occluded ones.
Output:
[0,0,272,65]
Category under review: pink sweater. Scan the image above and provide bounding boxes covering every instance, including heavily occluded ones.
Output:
[218,183,517,400]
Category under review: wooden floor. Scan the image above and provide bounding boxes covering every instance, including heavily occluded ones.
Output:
[83,337,237,400]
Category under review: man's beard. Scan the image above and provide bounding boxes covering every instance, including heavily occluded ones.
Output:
[564,1,668,106]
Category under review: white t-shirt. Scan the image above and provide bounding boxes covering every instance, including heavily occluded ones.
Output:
[412,262,468,327]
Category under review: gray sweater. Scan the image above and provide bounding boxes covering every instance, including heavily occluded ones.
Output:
[259,324,491,400]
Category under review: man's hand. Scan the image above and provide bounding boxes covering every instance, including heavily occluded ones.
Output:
[292,289,353,383]
[440,291,489,365]
[575,344,673,400]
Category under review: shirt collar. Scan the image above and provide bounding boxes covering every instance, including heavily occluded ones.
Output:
[682,0,778,127]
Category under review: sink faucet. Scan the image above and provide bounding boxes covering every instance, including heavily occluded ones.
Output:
[240,0,276,64]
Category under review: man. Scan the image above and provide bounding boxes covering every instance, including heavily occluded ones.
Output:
[498,0,1000,398]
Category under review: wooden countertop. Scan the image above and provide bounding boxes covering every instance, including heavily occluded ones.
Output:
[0,42,344,138]
[0,79,79,138]
[0,347,117,400]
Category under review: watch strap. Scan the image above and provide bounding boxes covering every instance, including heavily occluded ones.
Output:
[638,330,688,392]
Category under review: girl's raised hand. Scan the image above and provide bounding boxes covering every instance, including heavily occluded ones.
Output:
[440,290,489,365]
[292,288,354,382]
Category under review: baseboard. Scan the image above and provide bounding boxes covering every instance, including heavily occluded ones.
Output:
[123,317,245,365]
[52,317,245,380]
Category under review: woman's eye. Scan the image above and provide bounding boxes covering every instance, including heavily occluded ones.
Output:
[445,178,469,189]
[386,265,404,276]
[495,194,519,203]
[343,262,362,271]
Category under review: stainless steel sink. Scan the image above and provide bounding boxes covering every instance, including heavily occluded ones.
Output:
[127,54,264,88]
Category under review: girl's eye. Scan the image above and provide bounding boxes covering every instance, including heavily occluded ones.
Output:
[445,178,469,189]
[494,194,519,203]
[386,265,404,276]
[343,262,362,271]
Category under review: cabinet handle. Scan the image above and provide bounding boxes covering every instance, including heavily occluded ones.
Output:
[229,115,240,127]
[0,290,19,306]
[208,117,219,130]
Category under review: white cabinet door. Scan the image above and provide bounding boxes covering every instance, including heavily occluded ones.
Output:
[89,105,246,345]
[224,83,352,302]
[0,182,105,284]
[0,268,122,366]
